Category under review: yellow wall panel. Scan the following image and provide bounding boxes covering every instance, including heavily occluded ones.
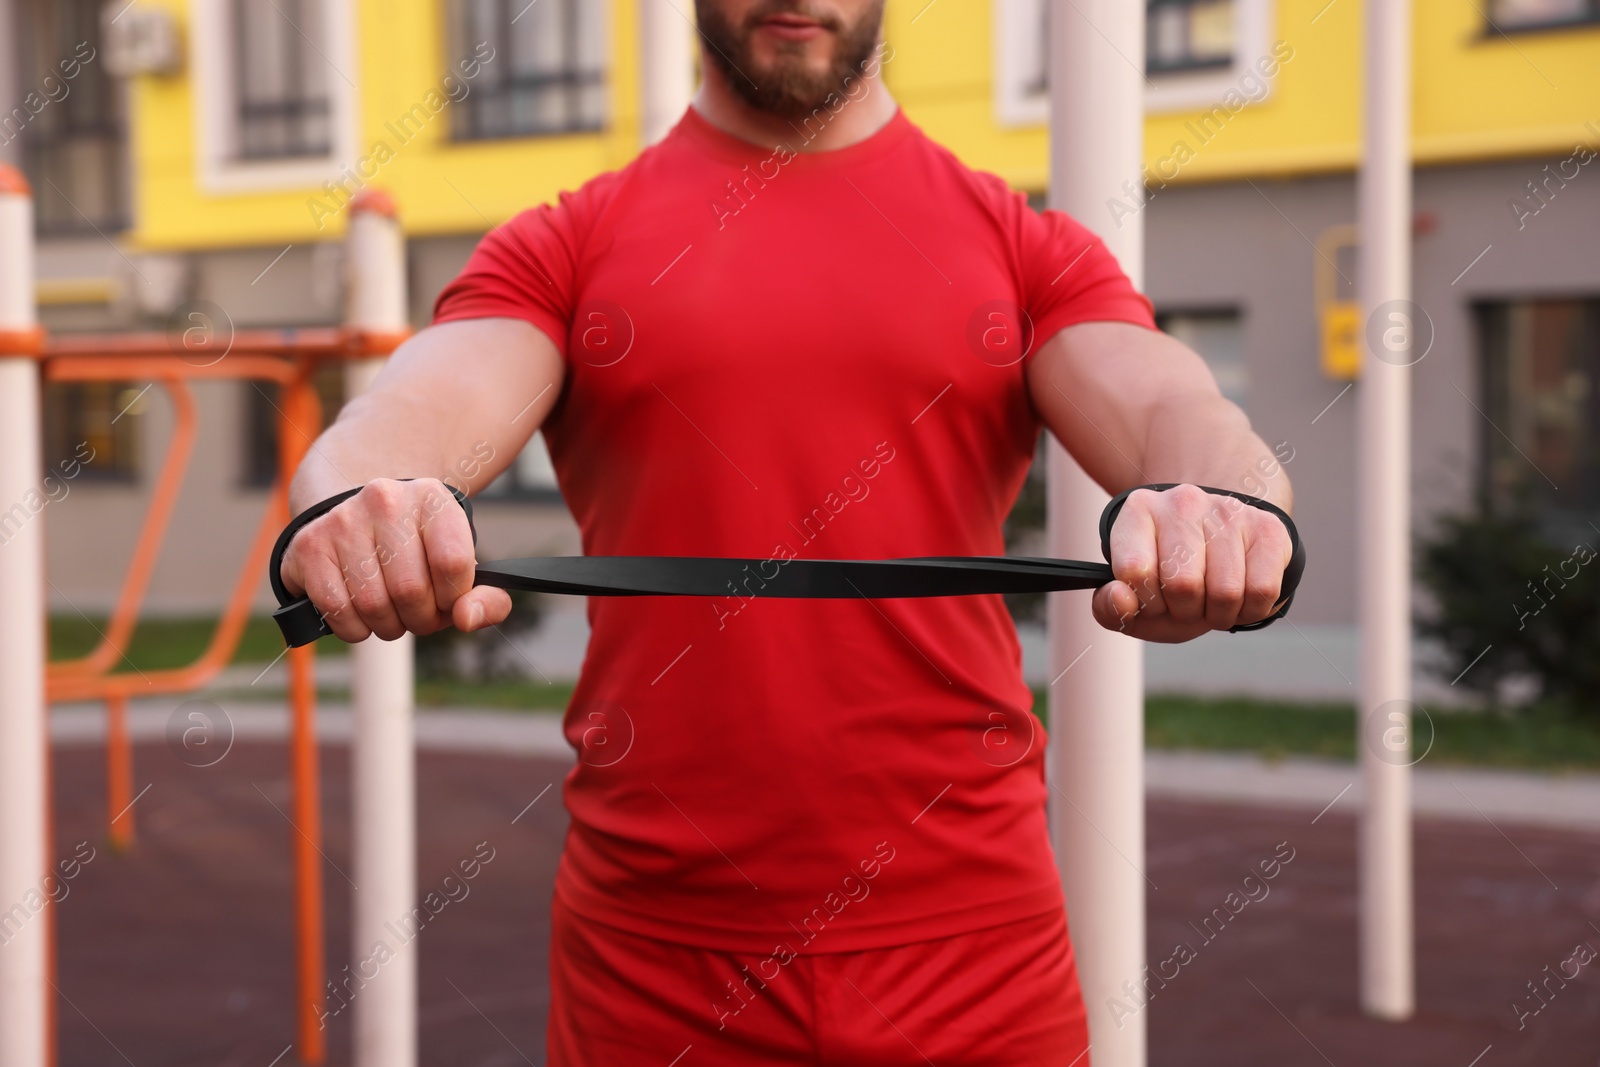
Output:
[127,0,1600,250]
[131,0,642,250]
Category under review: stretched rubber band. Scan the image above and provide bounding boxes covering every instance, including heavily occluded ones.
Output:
[270,480,1304,647]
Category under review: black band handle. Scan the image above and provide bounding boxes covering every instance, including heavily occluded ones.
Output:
[1098,483,1305,633]
[268,479,476,648]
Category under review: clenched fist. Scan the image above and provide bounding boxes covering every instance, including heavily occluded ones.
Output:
[278,477,512,643]
[1093,483,1294,642]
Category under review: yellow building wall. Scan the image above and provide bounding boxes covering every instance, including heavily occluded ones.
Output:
[130,0,1600,249]
[892,0,1600,191]
[132,0,642,250]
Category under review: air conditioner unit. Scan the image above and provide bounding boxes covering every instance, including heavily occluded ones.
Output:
[102,4,182,77]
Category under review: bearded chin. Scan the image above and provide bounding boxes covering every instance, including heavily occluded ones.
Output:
[696,2,885,119]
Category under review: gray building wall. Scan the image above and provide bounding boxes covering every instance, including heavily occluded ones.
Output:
[38,233,578,617]
[1143,152,1600,629]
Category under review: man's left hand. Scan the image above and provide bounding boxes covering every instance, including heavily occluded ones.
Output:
[1092,484,1293,642]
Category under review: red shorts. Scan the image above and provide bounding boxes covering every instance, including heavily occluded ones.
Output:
[547,893,1090,1066]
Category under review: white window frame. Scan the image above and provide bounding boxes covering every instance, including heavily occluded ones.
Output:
[993,0,1277,127]
[188,0,359,194]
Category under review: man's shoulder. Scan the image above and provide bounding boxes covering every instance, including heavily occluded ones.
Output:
[894,119,1028,219]
[504,131,691,242]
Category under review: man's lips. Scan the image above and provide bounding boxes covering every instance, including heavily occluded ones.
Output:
[759,14,827,41]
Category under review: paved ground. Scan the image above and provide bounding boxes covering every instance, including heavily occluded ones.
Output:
[43,732,1600,1067]
[52,700,1600,832]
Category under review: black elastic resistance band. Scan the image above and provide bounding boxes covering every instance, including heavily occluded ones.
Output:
[269,482,1305,648]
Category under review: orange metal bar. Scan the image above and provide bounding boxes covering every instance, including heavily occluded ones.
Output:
[34,340,353,1066]
[43,467,287,701]
[43,354,302,384]
[288,642,326,1066]
[278,365,327,1066]
[44,360,322,704]
[0,324,46,354]
[51,378,198,682]
[105,694,134,851]
[41,327,406,360]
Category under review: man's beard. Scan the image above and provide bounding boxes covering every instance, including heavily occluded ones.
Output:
[694,1,886,119]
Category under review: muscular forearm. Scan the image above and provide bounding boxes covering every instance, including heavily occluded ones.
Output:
[1028,321,1297,639]
[1029,321,1291,513]
[1140,392,1292,513]
[285,318,564,516]
[287,389,457,515]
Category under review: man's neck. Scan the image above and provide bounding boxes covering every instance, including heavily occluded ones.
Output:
[690,53,899,154]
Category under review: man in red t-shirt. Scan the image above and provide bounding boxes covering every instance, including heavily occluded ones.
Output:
[281,3,1294,1063]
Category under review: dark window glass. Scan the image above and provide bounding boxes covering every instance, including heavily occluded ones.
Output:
[1147,0,1236,74]
[42,381,141,482]
[1026,1,1049,97]
[1487,0,1600,31]
[453,0,605,140]
[241,366,346,488]
[1157,309,1247,411]
[234,0,333,159]
[1478,299,1600,541]
[15,0,128,234]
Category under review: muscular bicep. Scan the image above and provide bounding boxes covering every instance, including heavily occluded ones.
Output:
[1024,320,1233,494]
[346,316,565,492]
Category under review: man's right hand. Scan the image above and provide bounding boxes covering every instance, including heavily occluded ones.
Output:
[278,476,512,643]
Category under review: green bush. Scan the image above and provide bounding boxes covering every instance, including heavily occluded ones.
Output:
[1417,496,1600,713]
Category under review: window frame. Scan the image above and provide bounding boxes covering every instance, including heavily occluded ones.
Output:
[43,380,143,485]
[1146,0,1237,76]
[230,0,335,162]
[16,0,130,235]
[993,0,1277,127]
[448,0,609,144]
[1155,306,1249,413]
[188,0,358,194]
[1474,297,1600,535]
[1481,0,1600,36]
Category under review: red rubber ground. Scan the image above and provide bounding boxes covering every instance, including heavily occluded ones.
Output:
[46,740,1600,1066]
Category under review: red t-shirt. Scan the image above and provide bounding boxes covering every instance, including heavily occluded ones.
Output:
[434,104,1156,953]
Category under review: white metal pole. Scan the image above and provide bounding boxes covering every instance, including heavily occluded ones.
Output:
[344,189,419,1067]
[0,166,48,1067]
[1047,4,1146,1065]
[638,0,694,145]
[1357,0,1415,1021]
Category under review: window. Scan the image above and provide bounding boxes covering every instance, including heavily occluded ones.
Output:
[1478,299,1600,538]
[241,368,345,488]
[190,0,355,192]
[453,0,605,140]
[994,0,1048,126]
[993,0,1271,125]
[1487,0,1600,31]
[1148,0,1236,74]
[1158,309,1247,410]
[43,381,141,482]
[15,0,128,234]
[233,0,332,159]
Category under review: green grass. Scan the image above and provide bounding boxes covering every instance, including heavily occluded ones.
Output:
[58,615,1600,772]
[210,680,573,710]
[1134,694,1600,773]
[415,678,574,709]
[49,612,347,671]
[1143,695,1357,762]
